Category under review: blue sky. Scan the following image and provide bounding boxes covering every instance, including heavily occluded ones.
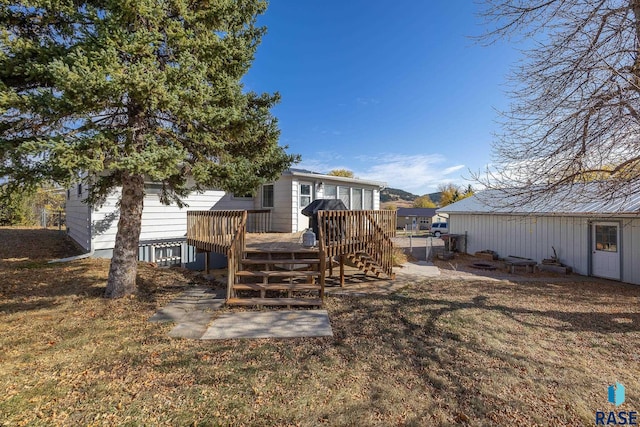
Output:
[243,1,521,195]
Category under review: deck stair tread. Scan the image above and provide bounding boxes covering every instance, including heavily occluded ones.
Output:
[346,252,388,278]
[236,270,319,278]
[233,283,321,291]
[227,297,322,307]
[244,248,319,255]
[241,258,321,265]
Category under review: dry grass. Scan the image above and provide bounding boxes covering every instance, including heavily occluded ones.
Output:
[1,227,639,426]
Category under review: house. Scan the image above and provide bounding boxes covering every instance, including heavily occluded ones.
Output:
[437,187,640,285]
[65,168,385,266]
[396,208,436,230]
[260,168,384,233]
[395,207,449,230]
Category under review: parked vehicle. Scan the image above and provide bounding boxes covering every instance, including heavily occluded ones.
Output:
[430,222,448,237]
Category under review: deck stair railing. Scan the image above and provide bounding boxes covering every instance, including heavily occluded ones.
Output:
[187,210,321,306]
[317,209,396,284]
[186,210,247,297]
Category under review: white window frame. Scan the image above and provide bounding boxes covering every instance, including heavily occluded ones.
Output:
[299,183,312,208]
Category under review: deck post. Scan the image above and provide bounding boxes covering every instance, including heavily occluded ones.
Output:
[340,254,345,287]
[204,251,209,275]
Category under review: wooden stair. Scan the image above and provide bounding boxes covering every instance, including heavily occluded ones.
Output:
[347,252,392,278]
[227,249,324,307]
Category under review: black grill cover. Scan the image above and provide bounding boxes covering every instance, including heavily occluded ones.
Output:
[301,199,348,236]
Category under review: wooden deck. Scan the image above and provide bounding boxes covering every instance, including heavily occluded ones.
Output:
[244,231,314,253]
[186,210,396,307]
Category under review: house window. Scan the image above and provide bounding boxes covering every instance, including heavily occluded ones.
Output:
[352,188,363,210]
[77,183,82,197]
[154,245,182,267]
[324,184,337,199]
[67,189,71,200]
[363,189,373,210]
[262,184,274,208]
[339,187,350,209]
[300,183,312,208]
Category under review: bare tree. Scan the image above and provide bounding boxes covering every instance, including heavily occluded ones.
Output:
[476,0,640,208]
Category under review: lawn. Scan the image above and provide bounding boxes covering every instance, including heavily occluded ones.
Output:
[1,227,639,426]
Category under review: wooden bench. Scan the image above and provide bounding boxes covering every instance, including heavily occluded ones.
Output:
[503,256,538,273]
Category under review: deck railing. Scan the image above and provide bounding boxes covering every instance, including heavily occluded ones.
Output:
[186,210,247,297]
[246,209,271,233]
[317,210,396,280]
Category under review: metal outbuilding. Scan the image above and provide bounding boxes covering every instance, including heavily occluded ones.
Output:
[438,186,640,284]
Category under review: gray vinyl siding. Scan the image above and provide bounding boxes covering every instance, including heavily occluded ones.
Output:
[65,184,92,252]
[214,193,255,210]
[450,213,640,285]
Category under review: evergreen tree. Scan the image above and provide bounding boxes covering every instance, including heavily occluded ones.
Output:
[0,1,297,297]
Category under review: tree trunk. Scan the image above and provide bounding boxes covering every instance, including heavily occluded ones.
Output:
[104,173,145,298]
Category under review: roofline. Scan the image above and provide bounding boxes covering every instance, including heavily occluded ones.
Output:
[285,170,386,188]
[440,210,640,218]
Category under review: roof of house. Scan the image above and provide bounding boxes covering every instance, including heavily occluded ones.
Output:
[438,185,640,216]
[396,207,437,217]
[284,168,386,188]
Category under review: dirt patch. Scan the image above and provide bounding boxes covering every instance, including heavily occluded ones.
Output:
[431,252,592,283]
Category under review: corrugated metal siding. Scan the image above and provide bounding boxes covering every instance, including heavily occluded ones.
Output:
[91,188,226,251]
[622,218,640,285]
[65,184,91,252]
[450,214,590,275]
[451,213,640,285]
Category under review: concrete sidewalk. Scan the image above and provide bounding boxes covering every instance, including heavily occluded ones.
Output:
[201,310,333,340]
[149,259,441,340]
[149,287,333,340]
[396,261,441,278]
[148,286,225,339]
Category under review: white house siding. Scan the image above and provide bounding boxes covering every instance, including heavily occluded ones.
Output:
[91,187,227,254]
[65,184,92,252]
[257,177,294,233]
[449,214,590,276]
[291,177,304,232]
[373,189,380,210]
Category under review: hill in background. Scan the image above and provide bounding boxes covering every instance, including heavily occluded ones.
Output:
[380,187,418,203]
[380,187,442,209]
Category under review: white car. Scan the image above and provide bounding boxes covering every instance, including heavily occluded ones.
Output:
[430,222,448,237]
